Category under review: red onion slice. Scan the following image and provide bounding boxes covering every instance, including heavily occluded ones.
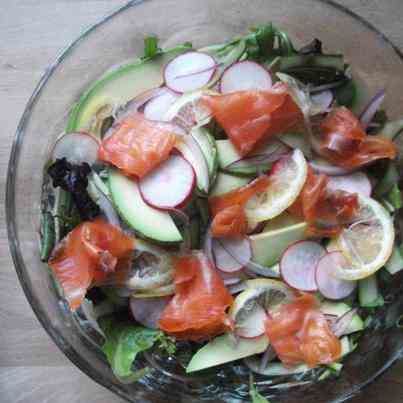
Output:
[228,281,247,295]
[259,346,277,373]
[310,158,354,176]
[213,242,244,273]
[311,90,334,110]
[359,89,385,130]
[213,238,252,272]
[130,296,170,329]
[330,308,358,337]
[280,240,326,291]
[225,141,289,170]
[204,230,215,266]
[315,252,357,300]
[219,60,272,93]
[218,236,280,278]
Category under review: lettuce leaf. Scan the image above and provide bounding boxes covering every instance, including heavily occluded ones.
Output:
[100,317,161,381]
[249,374,270,403]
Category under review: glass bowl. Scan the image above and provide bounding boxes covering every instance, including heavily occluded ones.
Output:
[6,0,403,402]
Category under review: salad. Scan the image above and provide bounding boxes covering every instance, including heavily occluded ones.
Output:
[40,23,403,401]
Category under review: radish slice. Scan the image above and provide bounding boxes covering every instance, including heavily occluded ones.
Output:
[52,132,99,165]
[280,240,326,291]
[213,238,252,273]
[311,90,334,110]
[359,89,385,130]
[220,61,272,93]
[144,88,180,122]
[130,296,170,329]
[327,172,371,197]
[164,52,217,93]
[175,135,210,193]
[235,304,267,338]
[139,154,195,209]
[315,252,357,300]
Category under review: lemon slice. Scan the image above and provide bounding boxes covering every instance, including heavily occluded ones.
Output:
[332,195,394,280]
[244,149,308,224]
[229,279,295,338]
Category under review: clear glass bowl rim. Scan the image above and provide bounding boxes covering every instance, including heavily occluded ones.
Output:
[5,0,403,402]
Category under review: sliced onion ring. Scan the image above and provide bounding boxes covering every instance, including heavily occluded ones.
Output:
[218,236,280,278]
[330,308,358,337]
[130,296,170,329]
[310,157,354,176]
[359,89,385,130]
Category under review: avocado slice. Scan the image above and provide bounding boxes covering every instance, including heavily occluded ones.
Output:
[191,127,218,186]
[216,140,257,176]
[250,220,308,266]
[67,46,189,134]
[108,169,182,243]
[209,171,249,197]
[186,333,269,373]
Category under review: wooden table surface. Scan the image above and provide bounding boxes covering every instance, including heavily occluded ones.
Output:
[1,1,403,402]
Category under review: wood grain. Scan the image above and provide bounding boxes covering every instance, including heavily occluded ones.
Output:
[0,1,403,402]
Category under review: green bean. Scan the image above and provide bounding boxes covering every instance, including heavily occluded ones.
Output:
[40,212,55,261]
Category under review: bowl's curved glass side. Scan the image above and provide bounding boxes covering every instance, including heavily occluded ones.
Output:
[6,0,403,402]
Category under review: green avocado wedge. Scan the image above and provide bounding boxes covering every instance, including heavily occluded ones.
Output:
[66,46,189,134]
[108,169,182,243]
[250,217,308,266]
[186,333,269,373]
[209,171,249,197]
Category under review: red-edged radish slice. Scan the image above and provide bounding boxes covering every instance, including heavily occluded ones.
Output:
[326,172,371,197]
[311,90,334,110]
[213,238,252,272]
[52,132,99,165]
[175,135,210,193]
[220,61,272,93]
[130,296,170,329]
[359,89,385,130]
[280,240,326,291]
[139,154,195,210]
[164,51,217,93]
[315,252,357,300]
[144,88,180,122]
[235,305,267,338]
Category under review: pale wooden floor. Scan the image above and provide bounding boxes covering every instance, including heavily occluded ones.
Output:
[1,1,403,402]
